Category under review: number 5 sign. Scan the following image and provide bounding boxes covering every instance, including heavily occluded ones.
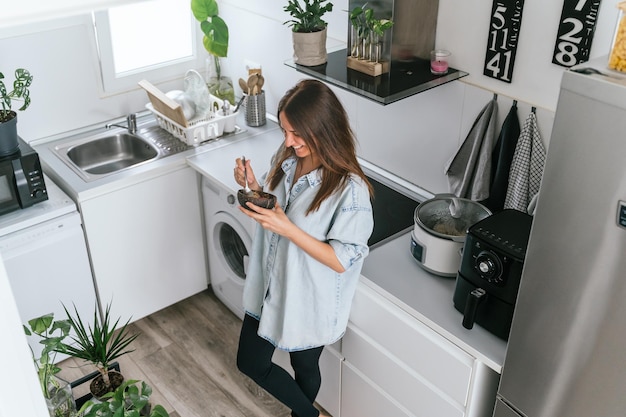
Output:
[484,0,526,83]
[552,0,602,67]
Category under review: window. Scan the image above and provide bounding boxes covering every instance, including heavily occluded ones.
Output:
[93,0,201,94]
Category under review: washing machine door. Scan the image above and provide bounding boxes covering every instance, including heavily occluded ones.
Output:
[208,211,253,319]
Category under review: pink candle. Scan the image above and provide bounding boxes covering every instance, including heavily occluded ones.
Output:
[430,50,451,75]
[431,60,449,73]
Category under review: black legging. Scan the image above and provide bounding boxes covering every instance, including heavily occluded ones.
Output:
[236,314,324,417]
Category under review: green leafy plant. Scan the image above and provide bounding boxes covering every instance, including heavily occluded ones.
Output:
[349,5,393,38]
[56,302,139,395]
[0,68,33,123]
[283,0,334,33]
[77,380,170,417]
[24,314,72,399]
[191,0,229,58]
[24,313,76,417]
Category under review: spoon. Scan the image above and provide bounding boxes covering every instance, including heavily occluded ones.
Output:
[247,74,258,96]
[238,78,249,95]
[255,74,265,94]
[242,155,251,194]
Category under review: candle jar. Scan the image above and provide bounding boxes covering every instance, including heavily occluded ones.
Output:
[430,49,451,75]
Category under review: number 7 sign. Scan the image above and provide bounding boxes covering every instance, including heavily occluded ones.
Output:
[483,0,526,83]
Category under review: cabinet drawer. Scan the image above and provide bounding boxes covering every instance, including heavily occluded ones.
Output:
[341,361,412,417]
[343,325,464,417]
[349,284,474,405]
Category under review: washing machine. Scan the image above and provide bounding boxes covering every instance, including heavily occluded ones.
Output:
[202,175,256,320]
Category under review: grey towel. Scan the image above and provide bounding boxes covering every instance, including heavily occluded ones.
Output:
[504,110,546,212]
[445,98,498,200]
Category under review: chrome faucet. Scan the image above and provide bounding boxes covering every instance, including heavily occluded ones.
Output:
[105,113,137,134]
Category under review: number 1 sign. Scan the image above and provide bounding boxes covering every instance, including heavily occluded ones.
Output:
[552,0,602,67]
[483,0,526,83]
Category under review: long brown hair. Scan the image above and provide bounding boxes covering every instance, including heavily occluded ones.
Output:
[266,79,372,214]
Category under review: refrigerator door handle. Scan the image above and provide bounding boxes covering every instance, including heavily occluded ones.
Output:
[463,287,486,329]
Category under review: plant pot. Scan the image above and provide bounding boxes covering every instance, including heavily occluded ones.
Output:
[0,111,19,156]
[292,27,328,66]
[89,370,125,399]
[45,376,76,417]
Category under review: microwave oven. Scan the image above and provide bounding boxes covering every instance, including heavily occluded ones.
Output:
[0,138,48,216]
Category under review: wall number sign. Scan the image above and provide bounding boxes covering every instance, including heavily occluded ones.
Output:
[552,0,602,67]
[484,0,526,83]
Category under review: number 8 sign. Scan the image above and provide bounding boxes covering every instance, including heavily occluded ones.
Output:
[552,0,602,67]
[484,0,526,83]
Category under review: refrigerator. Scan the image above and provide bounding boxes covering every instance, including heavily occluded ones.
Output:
[493,56,626,417]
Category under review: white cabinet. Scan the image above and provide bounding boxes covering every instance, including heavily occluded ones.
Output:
[341,283,499,417]
[79,166,207,322]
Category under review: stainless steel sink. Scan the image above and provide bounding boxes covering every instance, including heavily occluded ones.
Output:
[67,133,158,173]
[52,130,166,182]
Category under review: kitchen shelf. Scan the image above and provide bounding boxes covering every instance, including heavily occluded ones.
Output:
[285,49,468,105]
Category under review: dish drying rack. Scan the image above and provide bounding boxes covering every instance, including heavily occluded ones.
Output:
[146,95,238,147]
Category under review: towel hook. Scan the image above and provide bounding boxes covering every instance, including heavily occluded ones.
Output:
[493,93,498,101]
[531,106,536,113]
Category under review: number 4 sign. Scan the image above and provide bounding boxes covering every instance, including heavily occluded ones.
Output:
[484,0,526,83]
[552,0,602,67]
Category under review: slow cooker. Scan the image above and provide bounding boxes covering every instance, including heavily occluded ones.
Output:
[410,195,491,277]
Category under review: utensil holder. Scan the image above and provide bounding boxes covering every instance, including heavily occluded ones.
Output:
[245,91,266,127]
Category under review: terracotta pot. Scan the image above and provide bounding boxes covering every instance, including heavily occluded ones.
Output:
[292,27,327,66]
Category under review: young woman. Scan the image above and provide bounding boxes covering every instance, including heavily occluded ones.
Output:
[233,79,374,417]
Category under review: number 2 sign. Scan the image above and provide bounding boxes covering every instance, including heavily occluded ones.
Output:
[484,0,526,83]
[552,0,602,67]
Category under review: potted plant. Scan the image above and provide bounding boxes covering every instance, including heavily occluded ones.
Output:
[0,68,33,155]
[77,380,170,417]
[24,313,76,417]
[349,5,393,62]
[191,0,235,105]
[284,0,334,66]
[55,302,139,399]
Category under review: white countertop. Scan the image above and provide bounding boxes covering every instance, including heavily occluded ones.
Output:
[361,231,506,372]
[187,123,507,374]
[0,176,77,236]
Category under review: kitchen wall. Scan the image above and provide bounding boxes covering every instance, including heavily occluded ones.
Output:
[0,0,621,194]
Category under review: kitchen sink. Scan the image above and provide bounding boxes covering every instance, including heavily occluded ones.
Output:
[66,133,158,174]
[52,131,161,182]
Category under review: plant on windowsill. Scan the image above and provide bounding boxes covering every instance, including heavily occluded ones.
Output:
[24,313,77,417]
[283,0,334,66]
[77,380,170,417]
[191,0,235,105]
[54,302,139,400]
[0,68,33,155]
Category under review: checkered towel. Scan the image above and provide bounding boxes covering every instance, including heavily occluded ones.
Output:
[504,110,546,212]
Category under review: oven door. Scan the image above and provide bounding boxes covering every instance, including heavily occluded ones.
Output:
[0,162,20,216]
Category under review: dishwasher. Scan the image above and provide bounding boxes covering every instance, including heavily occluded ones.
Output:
[0,176,97,360]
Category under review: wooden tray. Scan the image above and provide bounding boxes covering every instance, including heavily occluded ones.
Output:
[138,79,188,127]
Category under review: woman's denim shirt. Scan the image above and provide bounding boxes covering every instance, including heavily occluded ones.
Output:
[243,157,374,351]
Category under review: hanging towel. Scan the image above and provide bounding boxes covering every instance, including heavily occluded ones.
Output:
[445,98,498,200]
[504,109,546,212]
[484,101,521,212]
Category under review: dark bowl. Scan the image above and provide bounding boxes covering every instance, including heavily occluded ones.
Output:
[237,189,277,210]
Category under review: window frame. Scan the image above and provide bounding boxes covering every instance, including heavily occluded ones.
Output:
[92,3,203,94]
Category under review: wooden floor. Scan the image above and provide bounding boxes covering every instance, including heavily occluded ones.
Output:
[58,289,292,417]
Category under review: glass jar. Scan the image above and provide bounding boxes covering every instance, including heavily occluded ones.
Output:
[205,56,236,105]
[608,1,626,72]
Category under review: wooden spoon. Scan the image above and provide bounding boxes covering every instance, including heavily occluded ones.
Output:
[247,74,258,96]
[238,78,249,95]
[256,74,265,94]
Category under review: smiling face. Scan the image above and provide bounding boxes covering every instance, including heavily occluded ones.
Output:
[279,112,318,162]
